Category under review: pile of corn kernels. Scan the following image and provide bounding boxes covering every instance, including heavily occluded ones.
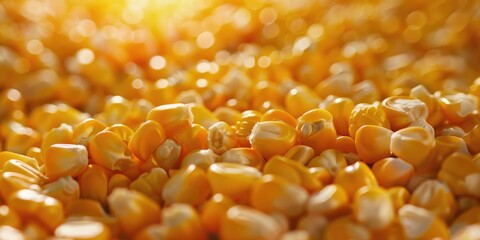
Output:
[1,0,480,239]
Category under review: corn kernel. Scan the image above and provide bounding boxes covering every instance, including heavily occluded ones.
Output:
[438,153,480,196]
[355,125,393,164]
[398,204,450,240]
[249,121,297,159]
[390,126,435,167]
[261,109,297,127]
[284,145,314,165]
[307,184,349,218]
[55,220,111,240]
[309,167,333,185]
[201,194,235,233]
[234,110,262,147]
[129,120,166,161]
[308,149,347,176]
[296,215,328,240]
[335,136,357,154]
[130,168,169,203]
[285,85,320,118]
[297,109,337,155]
[147,103,193,137]
[348,103,390,138]
[173,123,209,153]
[334,161,378,197]
[265,156,322,192]
[108,174,132,194]
[66,199,108,218]
[105,124,134,142]
[191,104,219,129]
[2,159,47,183]
[44,144,88,180]
[151,138,182,170]
[437,91,478,124]
[409,179,458,221]
[388,186,410,210]
[219,148,264,170]
[381,96,428,130]
[453,224,480,240]
[463,125,480,155]
[372,157,414,188]
[208,121,237,155]
[79,164,108,207]
[450,206,480,235]
[213,107,241,126]
[323,215,371,240]
[163,165,211,206]
[160,203,207,240]
[322,96,355,136]
[0,226,26,240]
[40,123,73,159]
[353,187,394,230]
[72,118,107,146]
[0,172,41,201]
[89,130,134,171]
[42,176,80,206]
[0,151,39,170]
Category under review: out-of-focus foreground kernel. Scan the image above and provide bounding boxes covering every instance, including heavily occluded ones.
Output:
[1,0,480,238]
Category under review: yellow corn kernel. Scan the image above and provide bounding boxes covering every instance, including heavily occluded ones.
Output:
[348,103,390,138]
[307,184,349,218]
[89,130,134,171]
[398,204,450,240]
[42,176,79,206]
[438,153,480,196]
[151,139,182,170]
[285,85,321,118]
[26,147,43,165]
[133,224,168,240]
[381,96,428,131]
[147,103,193,137]
[8,189,64,231]
[453,224,480,240]
[161,203,207,240]
[355,125,393,164]
[296,215,328,240]
[450,206,480,236]
[0,205,22,228]
[284,145,314,165]
[2,159,47,183]
[4,123,41,155]
[201,194,235,233]
[124,99,154,129]
[309,167,333,185]
[251,174,308,217]
[108,174,132,194]
[463,125,480,155]
[234,110,262,147]
[0,151,39,170]
[220,205,284,240]
[79,164,108,207]
[23,221,50,240]
[323,215,371,240]
[0,172,41,200]
[105,124,134,143]
[252,81,283,111]
[0,226,26,240]
[40,123,73,158]
[207,162,261,203]
[388,187,410,211]
[213,107,241,126]
[163,165,211,206]
[308,149,347,176]
[44,144,88,180]
[144,79,175,106]
[390,127,435,168]
[420,136,470,174]
[72,118,107,146]
[0,88,25,119]
[409,85,444,127]
[108,188,161,237]
[191,104,219,129]
[261,109,297,127]
[129,120,166,161]
[173,123,209,153]
[322,96,355,136]
[437,91,478,124]
[55,220,111,240]
[297,109,337,155]
[372,157,414,188]
[66,199,108,218]
[219,148,264,170]
[181,149,218,170]
[334,161,378,197]
[334,136,357,154]
[208,121,237,155]
[264,156,322,192]
[103,95,131,125]
[353,187,394,230]
[28,103,88,133]
[409,180,458,221]
[249,121,297,160]
[130,168,168,203]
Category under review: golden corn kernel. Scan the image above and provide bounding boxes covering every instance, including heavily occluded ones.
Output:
[315,72,353,98]
[0,172,41,201]
[181,149,218,170]
[147,103,193,137]
[390,127,435,168]
[219,148,264,170]
[334,161,378,197]
[163,165,211,206]
[398,204,450,240]
[2,159,47,183]
[79,164,108,207]
[72,118,107,146]
[355,125,393,164]
[450,206,480,236]
[322,96,355,136]
[191,104,219,129]
[105,124,134,143]
[351,80,380,104]
[264,156,322,192]
[220,205,284,240]
[297,109,337,155]
[307,184,349,218]
[284,145,314,165]
[108,188,161,237]
[308,149,347,176]
[124,99,154,129]
[133,224,168,240]
[40,123,73,158]
[29,103,88,133]
[452,224,480,240]
[261,109,297,127]
[323,215,371,240]
[151,139,182,170]
[8,189,64,231]
[409,179,458,221]
[160,203,207,240]
[173,123,209,153]
[128,120,166,161]
[44,144,88,180]
[463,125,480,155]
[213,107,241,126]
[0,226,26,240]
[26,147,43,165]
[108,174,132,194]
[409,85,443,126]
[234,110,262,147]
[130,168,169,203]
[381,96,428,130]
[201,194,235,233]
[309,167,333,185]
[437,91,478,124]
[4,123,41,155]
[42,176,79,206]
[249,121,297,159]
[55,220,111,240]
[89,130,134,171]
[353,187,394,230]
[372,157,414,188]
[24,221,50,240]
[388,187,410,210]
[420,135,470,174]
[438,153,480,196]
[66,199,108,218]
[0,205,22,228]
[296,215,328,240]
[208,121,237,155]
[285,85,320,118]
[334,136,357,154]
[207,162,261,203]
[0,151,39,170]
[251,174,308,217]
[348,103,390,138]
